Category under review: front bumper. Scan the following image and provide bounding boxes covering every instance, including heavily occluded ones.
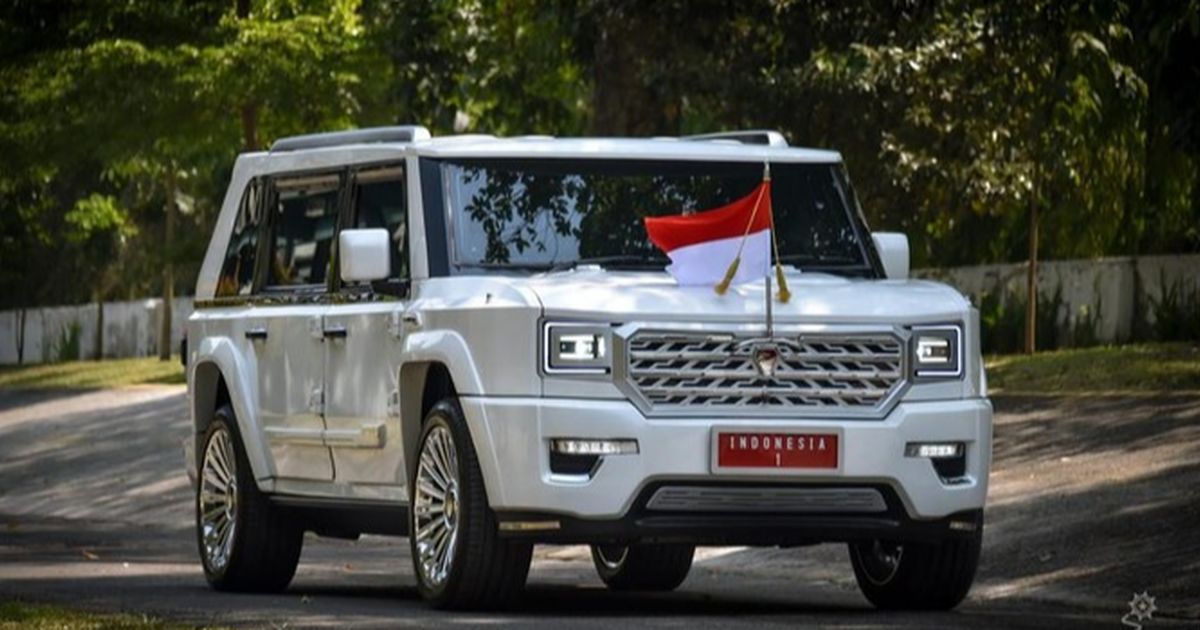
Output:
[460,396,991,540]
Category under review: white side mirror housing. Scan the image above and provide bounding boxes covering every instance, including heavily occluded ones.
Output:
[339,228,390,283]
[872,232,910,280]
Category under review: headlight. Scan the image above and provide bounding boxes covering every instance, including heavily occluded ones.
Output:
[542,322,612,374]
[911,325,962,378]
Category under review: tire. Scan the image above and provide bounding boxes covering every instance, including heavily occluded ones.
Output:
[590,543,694,591]
[848,531,982,610]
[409,399,533,610]
[196,406,303,592]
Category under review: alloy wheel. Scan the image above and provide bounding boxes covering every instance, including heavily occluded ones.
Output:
[199,427,238,572]
[413,424,461,588]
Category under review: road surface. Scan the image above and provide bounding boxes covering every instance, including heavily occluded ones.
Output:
[1,386,1196,628]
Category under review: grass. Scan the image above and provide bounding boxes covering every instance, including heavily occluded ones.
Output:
[986,341,1200,394]
[0,356,184,390]
[0,600,213,630]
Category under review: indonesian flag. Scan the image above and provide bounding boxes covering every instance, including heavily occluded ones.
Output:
[644,180,772,287]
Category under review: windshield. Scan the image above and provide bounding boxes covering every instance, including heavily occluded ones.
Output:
[442,158,878,276]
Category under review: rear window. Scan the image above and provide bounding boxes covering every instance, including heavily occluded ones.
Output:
[216,179,263,297]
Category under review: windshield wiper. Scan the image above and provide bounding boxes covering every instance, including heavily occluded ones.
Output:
[548,254,668,272]
[776,253,863,267]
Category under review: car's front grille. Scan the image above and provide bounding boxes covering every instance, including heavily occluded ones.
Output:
[622,330,905,416]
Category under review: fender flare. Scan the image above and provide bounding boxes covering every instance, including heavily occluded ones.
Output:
[398,329,505,504]
[190,336,275,484]
[400,329,485,395]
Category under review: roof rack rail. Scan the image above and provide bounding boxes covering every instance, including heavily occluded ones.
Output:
[269,125,431,152]
[682,130,788,147]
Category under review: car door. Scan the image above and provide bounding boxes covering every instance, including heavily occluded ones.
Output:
[323,163,410,490]
[251,171,343,482]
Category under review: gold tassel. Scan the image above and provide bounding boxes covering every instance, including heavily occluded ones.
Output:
[775,262,791,303]
[715,257,741,295]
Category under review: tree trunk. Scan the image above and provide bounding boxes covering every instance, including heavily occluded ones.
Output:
[1024,198,1039,354]
[588,8,679,136]
[93,296,103,360]
[236,0,259,151]
[159,170,177,361]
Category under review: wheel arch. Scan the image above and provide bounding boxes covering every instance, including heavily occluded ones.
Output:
[190,337,274,484]
[398,341,502,506]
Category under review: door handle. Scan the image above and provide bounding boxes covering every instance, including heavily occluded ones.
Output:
[244,327,268,340]
[323,325,348,339]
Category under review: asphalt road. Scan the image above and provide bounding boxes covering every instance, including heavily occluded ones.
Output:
[1,386,1197,628]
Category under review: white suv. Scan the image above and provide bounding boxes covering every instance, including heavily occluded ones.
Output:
[185,126,991,611]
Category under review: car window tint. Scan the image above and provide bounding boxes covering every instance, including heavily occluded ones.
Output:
[266,173,340,288]
[216,179,263,297]
[353,166,408,280]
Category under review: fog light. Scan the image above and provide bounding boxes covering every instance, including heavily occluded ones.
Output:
[905,442,963,459]
[550,438,638,456]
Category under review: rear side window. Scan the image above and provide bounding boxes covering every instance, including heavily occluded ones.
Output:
[352,165,408,280]
[265,173,341,289]
[216,178,263,297]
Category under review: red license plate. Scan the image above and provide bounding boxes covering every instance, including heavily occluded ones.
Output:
[717,432,838,469]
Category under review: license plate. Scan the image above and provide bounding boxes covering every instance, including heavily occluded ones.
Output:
[716,432,839,469]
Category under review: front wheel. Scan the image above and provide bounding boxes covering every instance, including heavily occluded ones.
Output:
[848,531,982,610]
[410,399,532,610]
[591,543,694,591]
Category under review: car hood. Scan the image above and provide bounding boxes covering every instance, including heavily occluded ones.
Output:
[514,269,971,325]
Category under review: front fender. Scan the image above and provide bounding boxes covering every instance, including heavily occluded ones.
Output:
[400,329,485,395]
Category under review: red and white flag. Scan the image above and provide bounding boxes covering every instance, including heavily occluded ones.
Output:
[644,180,772,287]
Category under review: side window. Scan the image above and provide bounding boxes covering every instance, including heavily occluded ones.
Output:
[265,173,341,289]
[353,165,408,281]
[216,178,263,297]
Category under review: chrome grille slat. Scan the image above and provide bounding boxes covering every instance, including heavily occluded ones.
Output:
[623,330,906,415]
[646,486,888,513]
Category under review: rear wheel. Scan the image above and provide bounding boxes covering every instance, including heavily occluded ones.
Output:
[197,407,302,592]
[848,532,982,610]
[590,543,694,591]
[410,399,532,610]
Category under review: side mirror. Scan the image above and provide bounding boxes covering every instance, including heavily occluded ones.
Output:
[871,232,909,280]
[339,228,390,283]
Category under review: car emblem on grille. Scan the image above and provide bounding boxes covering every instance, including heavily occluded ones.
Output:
[752,344,780,378]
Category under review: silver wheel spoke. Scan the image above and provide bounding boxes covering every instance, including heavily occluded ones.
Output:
[413,424,461,589]
[198,427,238,572]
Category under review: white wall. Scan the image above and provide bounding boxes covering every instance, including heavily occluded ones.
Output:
[1,297,193,365]
[914,254,1200,343]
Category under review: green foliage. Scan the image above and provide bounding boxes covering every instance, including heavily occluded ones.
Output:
[53,321,82,363]
[1150,273,1200,342]
[1,1,1198,308]
[64,194,135,244]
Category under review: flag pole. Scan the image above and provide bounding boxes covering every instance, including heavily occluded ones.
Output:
[767,161,791,303]
[715,165,771,296]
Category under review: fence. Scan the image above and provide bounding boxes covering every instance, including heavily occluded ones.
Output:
[914,254,1200,352]
[0,298,193,365]
[1,254,1197,365]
